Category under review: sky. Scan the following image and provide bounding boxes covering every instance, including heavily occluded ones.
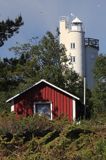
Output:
[0,0,106,58]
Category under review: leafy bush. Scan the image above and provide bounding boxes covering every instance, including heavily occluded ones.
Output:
[0,113,106,160]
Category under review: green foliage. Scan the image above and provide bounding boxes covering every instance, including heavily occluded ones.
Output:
[0,16,23,47]
[0,15,23,111]
[0,114,106,160]
[96,139,106,157]
[92,55,106,115]
[11,32,83,94]
[10,31,68,88]
[0,57,25,111]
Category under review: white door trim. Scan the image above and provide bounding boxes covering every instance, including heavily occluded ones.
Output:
[11,100,15,112]
[73,99,76,121]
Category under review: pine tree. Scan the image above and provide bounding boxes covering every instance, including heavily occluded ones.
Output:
[0,15,23,46]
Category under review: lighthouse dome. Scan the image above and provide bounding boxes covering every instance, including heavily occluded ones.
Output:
[71,17,83,31]
[72,17,82,24]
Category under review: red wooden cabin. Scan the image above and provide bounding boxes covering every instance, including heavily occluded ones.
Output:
[6,79,84,121]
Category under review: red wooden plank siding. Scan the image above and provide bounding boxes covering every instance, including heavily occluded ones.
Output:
[51,87,54,118]
[58,91,61,116]
[57,92,59,116]
[55,89,58,118]
[66,97,69,119]
[49,86,52,100]
[39,87,42,98]
[46,86,49,100]
[69,99,73,121]
[44,86,46,99]
[45,86,47,100]
[41,86,45,100]
[59,93,62,116]
[46,86,49,99]
[61,94,64,115]
[64,94,67,117]
[67,97,71,120]
[12,81,78,121]
[66,98,68,119]
[48,86,51,100]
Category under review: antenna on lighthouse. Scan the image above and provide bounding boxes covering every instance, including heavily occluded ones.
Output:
[70,13,75,18]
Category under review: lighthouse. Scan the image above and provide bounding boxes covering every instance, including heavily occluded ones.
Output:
[59,16,99,89]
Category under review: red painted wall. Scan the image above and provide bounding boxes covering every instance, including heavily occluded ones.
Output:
[14,83,73,120]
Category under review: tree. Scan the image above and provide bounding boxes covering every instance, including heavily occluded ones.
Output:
[0,57,24,112]
[92,54,106,114]
[0,31,84,112]
[9,32,84,97]
[0,15,23,111]
[0,15,23,46]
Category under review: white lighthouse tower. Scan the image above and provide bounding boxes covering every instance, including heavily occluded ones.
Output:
[60,17,85,77]
[59,16,99,89]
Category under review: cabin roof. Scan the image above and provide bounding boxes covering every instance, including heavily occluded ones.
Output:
[6,79,80,103]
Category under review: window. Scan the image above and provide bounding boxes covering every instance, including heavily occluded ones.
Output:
[34,102,52,120]
[70,43,75,49]
[69,56,76,62]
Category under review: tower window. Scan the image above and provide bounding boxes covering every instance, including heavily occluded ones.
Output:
[70,56,75,62]
[70,43,75,49]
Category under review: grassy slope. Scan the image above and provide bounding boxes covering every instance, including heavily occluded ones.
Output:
[0,113,106,160]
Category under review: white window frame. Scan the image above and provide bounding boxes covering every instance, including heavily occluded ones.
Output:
[33,101,53,120]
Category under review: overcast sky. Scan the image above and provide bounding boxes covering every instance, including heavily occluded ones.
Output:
[0,0,106,58]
